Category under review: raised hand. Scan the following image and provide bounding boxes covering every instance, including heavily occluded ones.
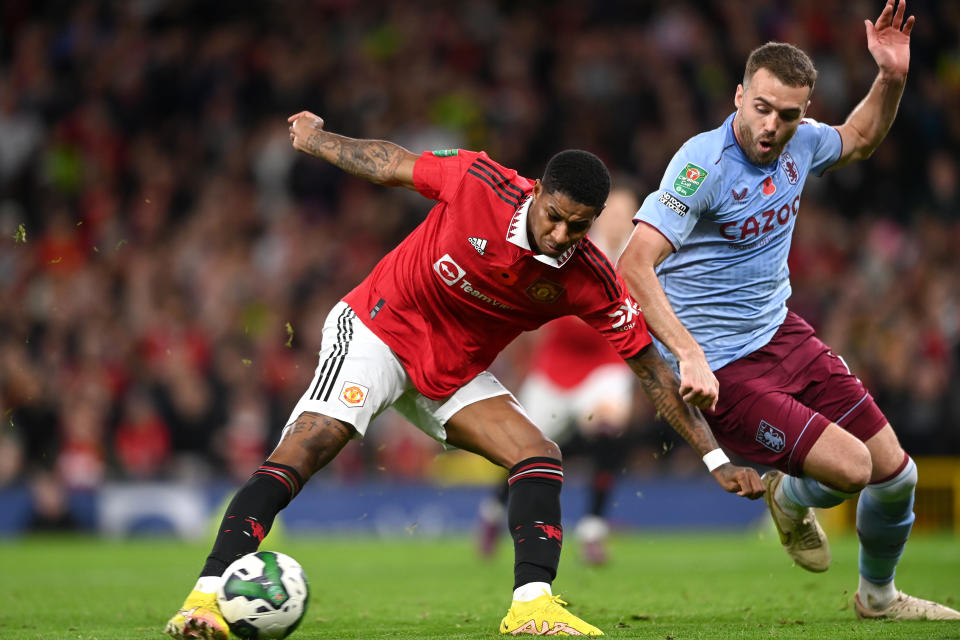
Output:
[865,0,914,79]
[287,111,325,155]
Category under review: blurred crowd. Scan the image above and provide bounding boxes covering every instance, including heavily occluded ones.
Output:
[1,0,958,499]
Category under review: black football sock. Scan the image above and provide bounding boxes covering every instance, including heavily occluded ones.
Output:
[200,463,304,578]
[588,432,625,517]
[507,457,564,590]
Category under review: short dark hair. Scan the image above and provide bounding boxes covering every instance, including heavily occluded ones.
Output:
[744,42,817,89]
[541,150,610,210]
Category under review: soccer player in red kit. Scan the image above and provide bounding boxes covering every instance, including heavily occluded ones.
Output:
[164,111,764,639]
[477,189,641,566]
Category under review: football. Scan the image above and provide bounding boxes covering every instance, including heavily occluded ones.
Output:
[217,551,310,639]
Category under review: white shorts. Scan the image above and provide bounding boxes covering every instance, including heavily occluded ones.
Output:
[517,364,634,441]
[283,301,512,442]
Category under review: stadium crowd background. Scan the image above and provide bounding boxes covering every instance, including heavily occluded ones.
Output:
[1,1,958,523]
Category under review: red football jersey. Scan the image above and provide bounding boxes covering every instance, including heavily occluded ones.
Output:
[527,316,629,389]
[342,149,651,400]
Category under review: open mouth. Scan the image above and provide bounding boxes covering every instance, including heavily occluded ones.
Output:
[758,139,774,152]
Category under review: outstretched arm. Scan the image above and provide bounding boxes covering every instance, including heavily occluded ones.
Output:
[626,344,764,499]
[833,0,914,168]
[619,223,719,411]
[288,111,419,190]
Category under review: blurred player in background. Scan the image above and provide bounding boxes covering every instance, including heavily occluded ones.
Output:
[477,188,639,566]
[164,112,764,639]
[619,0,960,621]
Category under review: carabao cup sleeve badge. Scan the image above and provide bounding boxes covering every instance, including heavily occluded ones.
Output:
[673,162,708,196]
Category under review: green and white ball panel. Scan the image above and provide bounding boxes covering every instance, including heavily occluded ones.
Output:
[217,551,309,639]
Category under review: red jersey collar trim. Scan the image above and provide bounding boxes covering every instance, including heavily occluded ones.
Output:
[506,195,577,268]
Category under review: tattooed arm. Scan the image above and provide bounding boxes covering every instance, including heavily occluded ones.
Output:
[288,111,418,190]
[626,344,765,499]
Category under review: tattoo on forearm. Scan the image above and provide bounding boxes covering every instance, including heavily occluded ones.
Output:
[304,131,403,184]
[629,350,718,454]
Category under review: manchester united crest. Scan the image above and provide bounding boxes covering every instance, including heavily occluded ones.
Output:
[340,381,369,408]
[525,278,565,303]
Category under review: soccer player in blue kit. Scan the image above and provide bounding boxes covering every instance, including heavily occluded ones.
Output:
[618,0,960,621]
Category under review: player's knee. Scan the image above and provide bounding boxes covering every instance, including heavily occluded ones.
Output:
[512,437,561,465]
[832,443,872,493]
[530,437,561,461]
[542,438,561,461]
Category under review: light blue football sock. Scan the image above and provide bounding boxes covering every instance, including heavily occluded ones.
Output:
[780,473,855,511]
[857,457,917,585]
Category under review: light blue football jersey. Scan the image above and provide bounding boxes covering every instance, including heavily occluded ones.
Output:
[635,112,842,371]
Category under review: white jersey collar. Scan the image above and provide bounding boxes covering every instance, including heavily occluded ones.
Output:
[506,195,577,268]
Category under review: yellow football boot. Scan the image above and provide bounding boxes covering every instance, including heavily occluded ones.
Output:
[164,589,230,640]
[500,592,603,636]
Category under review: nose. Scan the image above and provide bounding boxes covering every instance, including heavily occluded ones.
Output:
[762,112,779,133]
[550,223,570,246]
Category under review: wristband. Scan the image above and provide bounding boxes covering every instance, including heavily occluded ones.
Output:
[702,448,730,472]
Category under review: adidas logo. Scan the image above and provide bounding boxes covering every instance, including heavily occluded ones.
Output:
[468,236,488,255]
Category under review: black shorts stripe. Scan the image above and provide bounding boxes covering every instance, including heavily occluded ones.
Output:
[319,308,355,401]
[321,320,353,402]
[310,307,355,401]
[309,343,337,400]
[309,310,345,399]
[467,168,522,206]
[474,157,526,199]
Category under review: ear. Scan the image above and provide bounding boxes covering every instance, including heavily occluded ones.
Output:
[533,179,542,198]
[734,84,744,109]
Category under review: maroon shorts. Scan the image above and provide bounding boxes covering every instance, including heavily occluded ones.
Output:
[705,311,888,475]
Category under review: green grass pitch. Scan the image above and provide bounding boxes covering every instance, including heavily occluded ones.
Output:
[2,530,958,639]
